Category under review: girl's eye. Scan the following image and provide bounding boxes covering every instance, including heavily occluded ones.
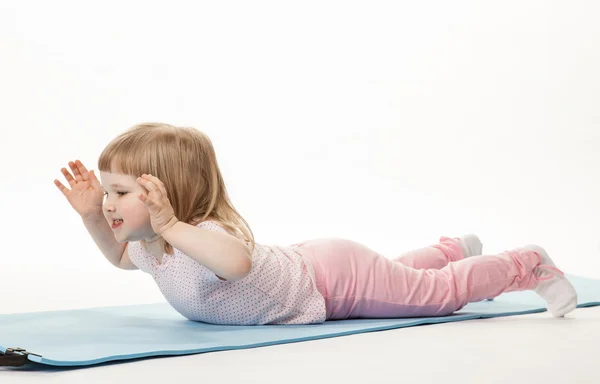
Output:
[103,192,127,196]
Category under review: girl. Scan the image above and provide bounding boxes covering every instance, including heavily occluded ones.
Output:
[54,122,578,325]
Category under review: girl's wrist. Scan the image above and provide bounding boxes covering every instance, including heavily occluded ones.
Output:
[159,217,180,236]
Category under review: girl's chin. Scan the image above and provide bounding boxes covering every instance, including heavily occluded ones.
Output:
[113,231,129,242]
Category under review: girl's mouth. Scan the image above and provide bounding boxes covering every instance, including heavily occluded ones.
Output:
[112,219,123,229]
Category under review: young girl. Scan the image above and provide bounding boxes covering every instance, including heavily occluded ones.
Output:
[54,122,578,325]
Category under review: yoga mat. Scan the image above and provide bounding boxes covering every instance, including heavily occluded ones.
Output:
[1,274,598,367]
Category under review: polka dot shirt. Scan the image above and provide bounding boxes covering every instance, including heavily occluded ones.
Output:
[127,220,327,325]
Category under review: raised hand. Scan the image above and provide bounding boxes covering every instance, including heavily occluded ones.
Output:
[136,174,179,235]
[54,160,104,219]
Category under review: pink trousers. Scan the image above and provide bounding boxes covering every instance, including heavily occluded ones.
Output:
[294,237,547,320]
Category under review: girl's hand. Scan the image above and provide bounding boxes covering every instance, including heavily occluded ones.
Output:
[55,160,105,220]
[137,174,179,236]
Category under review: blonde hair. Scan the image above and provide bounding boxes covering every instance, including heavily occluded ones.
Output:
[97,122,256,255]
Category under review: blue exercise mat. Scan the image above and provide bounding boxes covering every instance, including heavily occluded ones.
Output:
[1,274,599,367]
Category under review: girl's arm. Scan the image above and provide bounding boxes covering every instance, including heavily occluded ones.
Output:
[82,214,127,268]
[161,221,252,281]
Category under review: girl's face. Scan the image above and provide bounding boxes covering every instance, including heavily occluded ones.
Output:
[99,171,157,243]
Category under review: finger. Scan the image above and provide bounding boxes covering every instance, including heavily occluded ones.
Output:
[143,179,157,192]
[148,181,167,199]
[76,159,89,173]
[157,181,167,196]
[138,179,161,205]
[54,179,70,197]
[143,174,167,195]
[137,177,150,191]
[61,167,76,186]
[145,182,162,200]
[69,161,83,182]
[88,170,101,187]
[76,160,89,181]
[139,193,154,206]
[138,193,149,204]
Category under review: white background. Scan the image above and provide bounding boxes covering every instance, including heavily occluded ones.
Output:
[1,0,599,317]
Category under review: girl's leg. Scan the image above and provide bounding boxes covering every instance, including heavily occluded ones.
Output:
[297,238,556,320]
[391,236,466,270]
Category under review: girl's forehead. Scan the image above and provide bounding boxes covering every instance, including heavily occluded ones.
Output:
[100,171,136,186]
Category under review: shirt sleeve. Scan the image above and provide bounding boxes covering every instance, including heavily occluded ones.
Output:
[196,220,230,234]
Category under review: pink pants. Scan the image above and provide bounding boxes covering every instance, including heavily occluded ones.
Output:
[294,237,546,320]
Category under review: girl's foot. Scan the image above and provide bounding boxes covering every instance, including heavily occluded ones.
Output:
[524,244,578,317]
[457,234,483,258]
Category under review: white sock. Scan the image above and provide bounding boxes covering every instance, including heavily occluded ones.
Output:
[524,244,578,317]
[457,234,494,301]
[457,234,483,258]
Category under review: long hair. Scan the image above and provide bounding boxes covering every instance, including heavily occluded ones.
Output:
[97,122,255,255]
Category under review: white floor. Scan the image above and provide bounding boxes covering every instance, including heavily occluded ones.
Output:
[1,265,598,384]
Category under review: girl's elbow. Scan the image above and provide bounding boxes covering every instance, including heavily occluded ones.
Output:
[233,247,252,281]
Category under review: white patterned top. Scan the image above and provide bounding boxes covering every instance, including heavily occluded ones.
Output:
[127,220,326,325]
